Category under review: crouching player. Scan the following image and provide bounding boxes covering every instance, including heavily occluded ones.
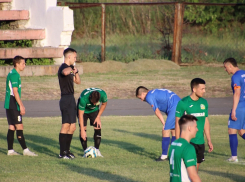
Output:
[77,88,107,157]
[136,86,181,161]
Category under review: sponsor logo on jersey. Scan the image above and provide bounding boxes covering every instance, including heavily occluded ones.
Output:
[87,104,91,106]
[241,74,245,78]
[189,105,193,107]
[191,112,205,117]
[171,142,182,147]
[200,104,205,110]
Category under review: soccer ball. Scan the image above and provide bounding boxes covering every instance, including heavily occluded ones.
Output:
[84,146,97,158]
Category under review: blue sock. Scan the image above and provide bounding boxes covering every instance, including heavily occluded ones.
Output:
[162,137,170,155]
[242,133,245,140]
[229,134,238,156]
[171,136,176,144]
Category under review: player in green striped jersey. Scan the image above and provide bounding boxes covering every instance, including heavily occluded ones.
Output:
[168,115,201,182]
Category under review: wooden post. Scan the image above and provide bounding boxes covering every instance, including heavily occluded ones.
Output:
[101,4,106,62]
[172,3,184,65]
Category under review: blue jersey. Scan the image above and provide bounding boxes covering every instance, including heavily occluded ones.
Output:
[231,70,245,107]
[145,89,181,114]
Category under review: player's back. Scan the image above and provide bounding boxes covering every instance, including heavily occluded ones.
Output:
[146,89,177,113]
[232,70,245,106]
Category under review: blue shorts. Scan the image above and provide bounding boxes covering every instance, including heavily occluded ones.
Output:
[164,96,179,130]
[228,107,245,130]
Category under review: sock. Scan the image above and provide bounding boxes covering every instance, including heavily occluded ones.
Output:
[229,134,238,156]
[242,133,245,140]
[162,137,170,155]
[80,130,87,150]
[16,130,27,150]
[59,133,67,155]
[171,136,176,144]
[66,134,73,152]
[7,129,15,150]
[94,129,101,149]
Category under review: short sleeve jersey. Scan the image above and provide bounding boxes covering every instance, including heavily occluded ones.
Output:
[231,70,245,107]
[78,88,107,114]
[175,96,208,144]
[168,138,197,182]
[4,68,21,111]
[145,89,180,114]
[58,63,74,95]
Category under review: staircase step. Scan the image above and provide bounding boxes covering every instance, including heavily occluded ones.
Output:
[0,47,64,59]
[0,0,12,2]
[0,10,29,20]
[0,29,45,40]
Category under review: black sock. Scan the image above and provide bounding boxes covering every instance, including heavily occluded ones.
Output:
[59,133,67,155]
[7,129,15,150]
[94,129,101,149]
[80,130,87,150]
[66,134,73,152]
[16,130,27,150]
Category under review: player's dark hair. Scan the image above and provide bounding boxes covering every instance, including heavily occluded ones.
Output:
[179,115,198,131]
[136,86,149,97]
[13,55,25,67]
[223,58,237,67]
[63,48,77,57]
[190,78,205,92]
[90,91,101,104]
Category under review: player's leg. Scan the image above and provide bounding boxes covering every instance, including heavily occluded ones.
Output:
[65,97,77,158]
[91,110,103,157]
[170,129,176,143]
[227,110,241,162]
[6,109,19,155]
[190,143,205,172]
[78,113,88,151]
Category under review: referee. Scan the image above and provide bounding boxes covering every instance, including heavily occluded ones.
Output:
[58,48,81,159]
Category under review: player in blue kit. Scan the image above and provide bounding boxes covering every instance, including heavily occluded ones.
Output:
[136,86,181,161]
[224,58,245,162]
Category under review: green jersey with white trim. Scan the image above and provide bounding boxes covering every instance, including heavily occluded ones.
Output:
[4,68,21,111]
[175,96,208,144]
[78,88,107,114]
[168,138,197,182]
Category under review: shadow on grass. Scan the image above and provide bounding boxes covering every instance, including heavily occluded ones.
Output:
[200,169,245,182]
[114,129,161,142]
[60,161,138,182]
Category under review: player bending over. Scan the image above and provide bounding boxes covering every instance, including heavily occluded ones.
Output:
[168,115,201,182]
[175,78,213,172]
[224,58,245,162]
[77,88,107,157]
[136,86,181,161]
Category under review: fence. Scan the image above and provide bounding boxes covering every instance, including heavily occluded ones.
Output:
[57,1,245,65]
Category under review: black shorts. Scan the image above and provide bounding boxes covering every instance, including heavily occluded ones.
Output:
[59,95,76,124]
[190,142,205,163]
[6,109,22,125]
[78,110,99,127]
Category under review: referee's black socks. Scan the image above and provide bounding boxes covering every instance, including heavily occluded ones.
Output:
[66,134,73,152]
[59,133,67,155]
[16,130,27,150]
[7,129,15,150]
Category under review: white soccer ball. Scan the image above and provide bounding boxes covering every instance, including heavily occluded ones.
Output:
[84,146,97,158]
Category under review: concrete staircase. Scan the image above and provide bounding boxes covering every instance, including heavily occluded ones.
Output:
[0,0,64,62]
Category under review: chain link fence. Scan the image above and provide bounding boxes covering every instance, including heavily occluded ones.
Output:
[59,1,245,64]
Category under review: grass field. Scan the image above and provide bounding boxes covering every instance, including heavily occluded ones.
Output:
[1,63,245,101]
[0,115,245,182]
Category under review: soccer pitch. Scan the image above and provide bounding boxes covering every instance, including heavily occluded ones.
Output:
[0,115,244,182]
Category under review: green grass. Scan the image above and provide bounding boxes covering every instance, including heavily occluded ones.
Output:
[0,115,244,181]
